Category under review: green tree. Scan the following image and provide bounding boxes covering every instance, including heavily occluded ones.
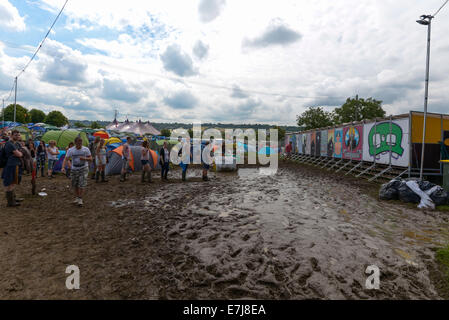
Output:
[333,96,385,124]
[160,128,171,137]
[45,111,68,127]
[272,126,286,142]
[1,104,31,123]
[73,121,86,128]
[296,106,334,130]
[90,121,101,129]
[29,109,46,123]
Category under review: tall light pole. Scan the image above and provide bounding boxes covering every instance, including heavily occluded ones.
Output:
[13,76,17,124]
[416,15,433,180]
[2,98,4,129]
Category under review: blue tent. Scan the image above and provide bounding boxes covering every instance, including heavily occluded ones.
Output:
[29,126,46,132]
[106,142,122,152]
[258,146,278,155]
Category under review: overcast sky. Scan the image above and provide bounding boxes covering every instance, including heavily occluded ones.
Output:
[0,0,448,125]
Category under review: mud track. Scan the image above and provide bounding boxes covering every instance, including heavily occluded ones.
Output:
[1,161,449,299]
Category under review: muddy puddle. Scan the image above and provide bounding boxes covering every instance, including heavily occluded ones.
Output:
[2,162,448,299]
[114,164,449,299]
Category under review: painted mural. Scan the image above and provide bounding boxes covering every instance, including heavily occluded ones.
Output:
[362,118,410,167]
[291,134,297,153]
[296,134,302,154]
[327,129,334,157]
[302,133,307,154]
[334,128,343,158]
[315,131,321,156]
[306,133,311,155]
[311,131,316,156]
[320,130,328,157]
[342,125,363,160]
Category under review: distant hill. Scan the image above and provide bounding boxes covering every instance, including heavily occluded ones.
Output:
[69,120,301,132]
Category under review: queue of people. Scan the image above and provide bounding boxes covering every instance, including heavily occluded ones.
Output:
[1,131,211,208]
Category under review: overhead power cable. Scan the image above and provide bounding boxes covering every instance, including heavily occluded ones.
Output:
[433,0,449,16]
[3,82,16,103]
[16,0,69,78]
[90,59,346,101]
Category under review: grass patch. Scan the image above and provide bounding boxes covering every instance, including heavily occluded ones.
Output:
[436,205,449,212]
[436,245,449,286]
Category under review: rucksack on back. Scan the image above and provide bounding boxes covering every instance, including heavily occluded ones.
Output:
[0,144,7,168]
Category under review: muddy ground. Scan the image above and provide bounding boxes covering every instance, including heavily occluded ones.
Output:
[1,161,449,299]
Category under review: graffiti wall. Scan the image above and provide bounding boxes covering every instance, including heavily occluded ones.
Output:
[327,129,334,157]
[291,134,297,153]
[334,128,343,158]
[302,133,307,154]
[342,125,363,160]
[362,118,410,167]
[320,130,328,157]
[306,133,311,155]
[315,131,321,156]
[296,134,302,154]
[310,132,316,156]
[411,113,449,169]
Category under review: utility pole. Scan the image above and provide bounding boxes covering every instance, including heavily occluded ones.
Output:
[13,77,17,123]
[2,99,4,129]
[416,15,434,180]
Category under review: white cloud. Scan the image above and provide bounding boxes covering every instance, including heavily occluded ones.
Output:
[160,44,198,77]
[193,40,209,60]
[198,0,226,23]
[243,19,301,48]
[0,0,26,31]
[1,0,448,125]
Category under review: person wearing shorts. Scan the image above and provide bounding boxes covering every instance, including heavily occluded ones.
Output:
[62,136,92,207]
[46,140,59,178]
[201,141,212,181]
[95,138,108,183]
[159,141,170,181]
[120,137,132,182]
[140,140,152,183]
[1,130,23,207]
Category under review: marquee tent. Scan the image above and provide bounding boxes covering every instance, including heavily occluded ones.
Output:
[106,120,161,136]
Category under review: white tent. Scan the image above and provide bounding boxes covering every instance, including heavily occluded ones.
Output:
[106,120,161,135]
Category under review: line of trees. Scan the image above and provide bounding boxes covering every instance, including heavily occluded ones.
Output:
[1,104,69,127]
[296,96,386,131]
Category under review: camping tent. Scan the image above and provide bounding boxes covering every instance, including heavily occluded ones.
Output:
[94,131,109,139]
[105,137,122,145]
[42,130,88,149]
[14,126,32,141]
[105,146,159,176]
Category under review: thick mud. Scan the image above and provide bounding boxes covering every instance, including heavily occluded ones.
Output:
[1,161,449,299]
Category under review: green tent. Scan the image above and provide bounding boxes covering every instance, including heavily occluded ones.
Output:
[155,139,179,146]
[15,126,32,141]
[43,125,59,131]
[42,130,88,149]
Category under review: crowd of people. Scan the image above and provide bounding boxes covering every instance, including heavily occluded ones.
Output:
[0,130,211,208]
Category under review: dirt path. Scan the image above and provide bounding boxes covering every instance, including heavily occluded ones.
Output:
[1,162,448,299]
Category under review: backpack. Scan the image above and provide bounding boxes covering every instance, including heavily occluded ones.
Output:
[0,143,8,168]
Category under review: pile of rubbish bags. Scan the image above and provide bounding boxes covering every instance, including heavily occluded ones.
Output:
[379,179,449,210]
